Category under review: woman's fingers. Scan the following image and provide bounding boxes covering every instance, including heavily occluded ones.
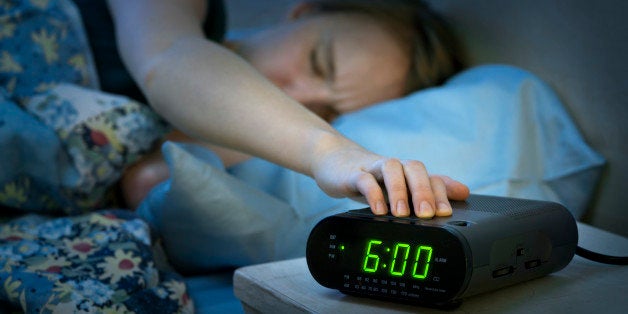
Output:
[354,172,388,215]
[400,160,433,218]
[313,148,469,218]
[382,159,410,216]
[355,159,469,218]
[438,175,471,201]
[429,176,453,216]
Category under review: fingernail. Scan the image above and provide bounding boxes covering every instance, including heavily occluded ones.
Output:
[419,201,434,218]
[374,201,386,215]
[396,200,409,216]
[437,202,452,216]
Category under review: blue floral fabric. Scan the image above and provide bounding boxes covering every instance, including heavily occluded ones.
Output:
[0,0,99,101]
[0,210,193,313]
[0,1,191,313]
[0,84,168,215]
[0,0,169,214]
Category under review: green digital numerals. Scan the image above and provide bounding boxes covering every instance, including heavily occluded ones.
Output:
[361,239,433,279]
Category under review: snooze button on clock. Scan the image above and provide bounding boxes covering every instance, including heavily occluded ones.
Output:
[447,220,471,227]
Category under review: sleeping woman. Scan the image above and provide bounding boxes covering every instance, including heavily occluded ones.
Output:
[109,0,470,214]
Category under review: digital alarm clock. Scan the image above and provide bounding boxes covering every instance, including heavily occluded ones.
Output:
[306,194,578,308]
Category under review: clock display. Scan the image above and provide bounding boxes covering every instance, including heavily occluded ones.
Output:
[306,210,470,304]
[360,239,433,279]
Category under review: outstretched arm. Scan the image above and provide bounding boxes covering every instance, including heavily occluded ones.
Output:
[107,0,469,217]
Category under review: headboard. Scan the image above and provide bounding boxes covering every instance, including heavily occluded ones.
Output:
[226,0,628,236]
[424,0,628,236]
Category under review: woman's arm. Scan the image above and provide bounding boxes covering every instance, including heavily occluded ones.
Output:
[107,0,335,173]
[106,0,469,217]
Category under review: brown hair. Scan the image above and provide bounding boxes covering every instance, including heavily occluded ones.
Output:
[299,0,465,94]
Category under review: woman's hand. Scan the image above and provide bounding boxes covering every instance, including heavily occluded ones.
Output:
[311,139,469,218]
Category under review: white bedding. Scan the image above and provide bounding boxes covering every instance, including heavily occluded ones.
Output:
[137,65,605,272]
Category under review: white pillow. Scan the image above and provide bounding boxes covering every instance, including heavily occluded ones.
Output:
[229,64,605,219]
[137,142,309,273]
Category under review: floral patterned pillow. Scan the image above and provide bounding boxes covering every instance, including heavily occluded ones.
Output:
[0,0,168,214]
[0,0,100,100]
[0,83,168,214]
[30,84,168,213]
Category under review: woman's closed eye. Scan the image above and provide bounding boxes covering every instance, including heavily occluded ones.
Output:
[310,44,325,78]
[310,34,335,83]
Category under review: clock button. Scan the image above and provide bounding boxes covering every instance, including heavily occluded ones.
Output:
[492,266,514,278]
[525,259,542,269]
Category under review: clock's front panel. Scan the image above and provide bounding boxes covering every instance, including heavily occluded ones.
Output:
[306,215,471,304]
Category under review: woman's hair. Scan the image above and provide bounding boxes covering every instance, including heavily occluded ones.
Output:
[301,0,465,94]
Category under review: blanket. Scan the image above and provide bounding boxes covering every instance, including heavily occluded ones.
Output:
[0,1,186,313]
[0,210,192,313]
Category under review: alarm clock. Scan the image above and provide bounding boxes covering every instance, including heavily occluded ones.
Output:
[306,194,578,308]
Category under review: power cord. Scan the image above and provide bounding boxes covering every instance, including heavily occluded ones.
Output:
[576,246,628,265]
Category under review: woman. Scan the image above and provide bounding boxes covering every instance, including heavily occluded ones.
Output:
[106,0,470,216]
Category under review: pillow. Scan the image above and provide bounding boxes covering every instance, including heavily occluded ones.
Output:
[0,84,168,214]
[138,65,605,272]
[137,142,310,274]
[229,65,605,219]
[0,0,168,214]
[0,0,99,100]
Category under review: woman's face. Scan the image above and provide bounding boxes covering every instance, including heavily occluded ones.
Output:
[233,13,410,121]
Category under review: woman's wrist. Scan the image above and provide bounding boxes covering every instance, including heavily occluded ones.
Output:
[307,129,378,196]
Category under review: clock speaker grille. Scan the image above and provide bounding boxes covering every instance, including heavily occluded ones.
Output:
[451,195,561,219]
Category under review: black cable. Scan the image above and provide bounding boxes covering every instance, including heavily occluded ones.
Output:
[576,246,628,265]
